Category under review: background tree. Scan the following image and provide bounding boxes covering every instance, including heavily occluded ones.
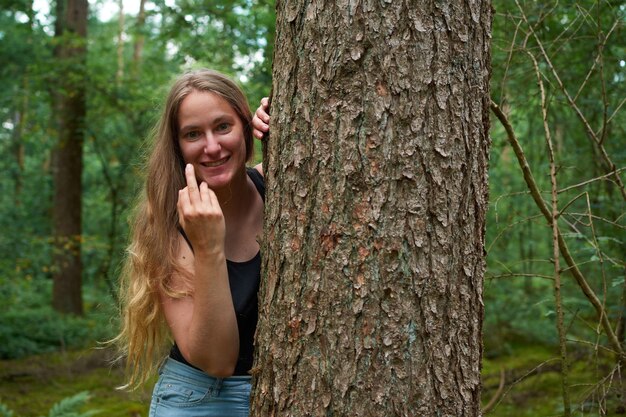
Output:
[51,0,88,315]
[251,1,492,415]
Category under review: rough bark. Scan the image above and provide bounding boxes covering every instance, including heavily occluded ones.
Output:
[252,1,491,416]
[51,0,88,315]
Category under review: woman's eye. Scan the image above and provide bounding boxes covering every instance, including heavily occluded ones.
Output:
[216,123,231,132]
[183,130,201,140]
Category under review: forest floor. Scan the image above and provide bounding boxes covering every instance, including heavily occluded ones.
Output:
[0,347,150,416]
[482,344,626,416]
[1,343,624,416]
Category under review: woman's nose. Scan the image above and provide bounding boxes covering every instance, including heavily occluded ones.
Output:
[203,133,221,155]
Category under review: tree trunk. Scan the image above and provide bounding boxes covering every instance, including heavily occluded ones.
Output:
[12,1,34,206]
[252,1,491,416]
[131,0,146,76]
[51,0,88,315]
[116,0,125,85]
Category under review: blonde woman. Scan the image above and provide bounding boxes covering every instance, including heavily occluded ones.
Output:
[116,69,269,416]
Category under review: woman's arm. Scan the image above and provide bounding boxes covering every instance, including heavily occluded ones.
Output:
[160,164,239,377]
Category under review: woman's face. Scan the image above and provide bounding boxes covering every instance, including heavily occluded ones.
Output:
[177,91,246,190]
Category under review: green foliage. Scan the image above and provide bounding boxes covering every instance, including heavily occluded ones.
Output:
[0,391,99,417]
[0,277,117,359]
[43,392,98,417]
[486,0,625,343]
[485,0,625,413]
[0,307,114,360]
[0,403,14,417]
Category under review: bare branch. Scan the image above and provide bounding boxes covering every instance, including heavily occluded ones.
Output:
[485,273,554,281]
[529,48,571,415]
[558,167,626,194]
[490,100,623,356]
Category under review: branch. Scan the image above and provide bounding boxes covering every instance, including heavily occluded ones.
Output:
[490,100,624,356]
[529,49,571,415]
[482,367,506,414]
[558,167,626,194]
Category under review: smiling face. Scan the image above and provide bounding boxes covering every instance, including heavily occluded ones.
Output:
[177,91,247,190]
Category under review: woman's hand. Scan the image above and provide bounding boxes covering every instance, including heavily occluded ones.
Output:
[177,164,225,255]
[251,97,270,139]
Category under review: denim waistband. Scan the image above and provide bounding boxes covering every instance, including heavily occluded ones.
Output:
[159,357,251,390]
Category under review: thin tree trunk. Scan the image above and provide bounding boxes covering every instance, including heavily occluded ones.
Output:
[12,89,27,205]
[252,1,492,415]
[51,0,88,315]
[116,0,125,85]
[12,2,34,205]
[132,0,146,76]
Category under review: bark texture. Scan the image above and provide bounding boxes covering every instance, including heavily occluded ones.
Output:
[252,1,491,416]
[51,0,88,315]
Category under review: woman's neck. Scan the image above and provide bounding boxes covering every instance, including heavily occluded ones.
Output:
[214,167,252,223]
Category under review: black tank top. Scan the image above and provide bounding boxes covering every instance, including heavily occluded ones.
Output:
[170,167,265,375]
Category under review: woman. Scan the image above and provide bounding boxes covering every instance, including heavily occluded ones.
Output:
[115,69,270,417]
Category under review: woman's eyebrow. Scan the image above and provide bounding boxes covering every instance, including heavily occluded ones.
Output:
[178,114,236,132]
[178,124,200,133]
[212,114,236,124]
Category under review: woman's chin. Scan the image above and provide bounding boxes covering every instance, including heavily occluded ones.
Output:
[200,170,244,192]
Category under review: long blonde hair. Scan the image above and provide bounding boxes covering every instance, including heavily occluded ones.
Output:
[115,69,253,389]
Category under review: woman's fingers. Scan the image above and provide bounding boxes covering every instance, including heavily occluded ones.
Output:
[184,164,202,205]
[178,181,225,251]
[199,181,213,208]
[259,97,270,122]
[252,97,270,139]
[177,187,190,225]
[205,182,221,209]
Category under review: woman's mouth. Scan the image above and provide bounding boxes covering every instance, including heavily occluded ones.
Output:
[201,156,230,168]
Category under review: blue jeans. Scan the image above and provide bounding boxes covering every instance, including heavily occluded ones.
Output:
[149,357,252,417]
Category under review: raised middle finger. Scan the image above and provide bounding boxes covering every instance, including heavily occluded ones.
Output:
[184,163,201,206]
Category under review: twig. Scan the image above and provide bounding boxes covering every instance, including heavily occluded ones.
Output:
[488,358,560,413]
[558,167,626,194]
[482,367,506,414]
[487,214,544,252]
[485,272,554,281]
[564,212,626,230]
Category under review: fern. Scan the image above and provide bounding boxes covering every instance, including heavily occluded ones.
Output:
[0,403,14,417]
[40,391,99,417]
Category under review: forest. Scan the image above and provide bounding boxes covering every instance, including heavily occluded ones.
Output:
[0,0,624,416]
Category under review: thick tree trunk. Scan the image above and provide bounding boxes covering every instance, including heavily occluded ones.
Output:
[51,0,88,315]
[252,1,491,416]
